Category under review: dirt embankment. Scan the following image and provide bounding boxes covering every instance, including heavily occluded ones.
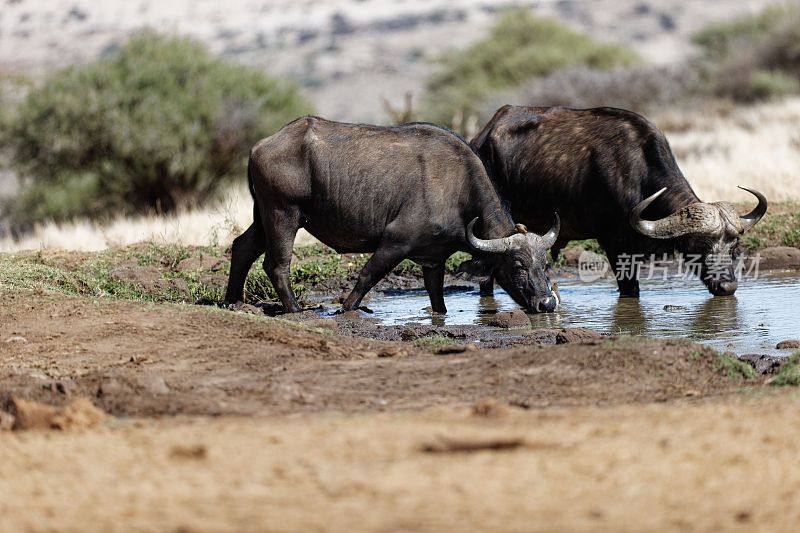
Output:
[1,290,754,418]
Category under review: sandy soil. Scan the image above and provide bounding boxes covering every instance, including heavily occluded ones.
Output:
[0,288,794,530]
[1,395,799,532]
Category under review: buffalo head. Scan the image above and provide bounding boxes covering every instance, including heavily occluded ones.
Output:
[630,186,767,296]
[465,214,560,312]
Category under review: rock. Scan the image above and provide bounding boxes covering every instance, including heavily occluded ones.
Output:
[664,305,686,311]
[756,247,800,271]
[436,344,467,355]
[232,303,262,315]
[471,398,509,418]
[738,354,785,375]
[7,398,57,430]
[488,310,530,329]
[776,339,800,350]
[562,246,585,267]
[136,376,170,395]
[555,328,603,344]
[378,345,409,358]
[4,335,27,343]
[176,255,225,272]
[170,444,207,460]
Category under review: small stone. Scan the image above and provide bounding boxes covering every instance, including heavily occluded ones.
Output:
[488,310,530,329]
[472,398,509,418]
[555,328,603,344]
[378,346,409,358]
[234,303,262,315]
[738,354,785,375]
[170,444,207,460]
[776,340,800,350]
[176,255,225,272]
[436,344,467,355]
[4,336,27,344]
[136,375,170,395]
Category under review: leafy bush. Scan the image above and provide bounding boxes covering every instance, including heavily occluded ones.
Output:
[693,4,800,102]
[423,9,638,131]
[2,31,311,230]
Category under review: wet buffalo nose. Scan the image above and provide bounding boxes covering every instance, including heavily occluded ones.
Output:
[536,296,557,313]
[711,280,738,296]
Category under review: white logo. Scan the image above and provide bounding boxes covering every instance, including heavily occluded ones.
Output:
[578,251,610,282]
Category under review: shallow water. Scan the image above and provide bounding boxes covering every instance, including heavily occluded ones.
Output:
[366,272,800,355]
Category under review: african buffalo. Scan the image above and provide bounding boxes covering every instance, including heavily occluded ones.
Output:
[224,116,560,313]
[471,105,767,297]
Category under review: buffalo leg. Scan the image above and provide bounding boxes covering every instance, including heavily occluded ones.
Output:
[262,206,302,313]
[224,216,265,304]
[478,273,494,296]
[341,242,408,311]
[423,264,447,314]
[606,249,640,298]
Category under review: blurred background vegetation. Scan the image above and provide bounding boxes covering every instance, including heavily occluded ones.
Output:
[1,32,310,231]
[0,1,799,241]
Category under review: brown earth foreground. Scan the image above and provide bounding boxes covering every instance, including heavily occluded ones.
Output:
[1,289,798,531]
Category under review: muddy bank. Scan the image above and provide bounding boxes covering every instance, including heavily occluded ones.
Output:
[0,290,760,418]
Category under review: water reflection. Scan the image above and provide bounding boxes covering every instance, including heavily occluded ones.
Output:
[611,298,647,336]
[691,294,741,337]
[364,271,800,355]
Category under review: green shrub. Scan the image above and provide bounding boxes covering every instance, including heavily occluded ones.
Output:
[693,4,800,102]
[422,9,638,131]
[2,31,311,229]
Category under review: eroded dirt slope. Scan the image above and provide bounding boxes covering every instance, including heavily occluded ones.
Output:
[0,290,751,417]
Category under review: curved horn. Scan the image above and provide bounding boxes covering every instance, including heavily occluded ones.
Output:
[538,213,560,249]
[629,187,669,238]
[738,186,767,233]
[466,218,511,254]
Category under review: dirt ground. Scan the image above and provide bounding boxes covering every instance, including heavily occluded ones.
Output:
[0,287,797,531]
[2,395,800,532]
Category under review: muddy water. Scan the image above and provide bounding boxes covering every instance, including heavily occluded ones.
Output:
[367,272,800,355]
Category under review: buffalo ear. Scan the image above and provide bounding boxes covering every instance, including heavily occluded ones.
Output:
[457,258,495,278]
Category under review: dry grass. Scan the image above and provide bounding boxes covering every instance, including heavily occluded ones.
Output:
[658,97,800,202]
[0,185,315,252]
[2,98,799,253]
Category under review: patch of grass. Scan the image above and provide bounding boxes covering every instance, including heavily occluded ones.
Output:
[0,243,473,306]
[412,334,458,351]
[770,353,800,387]
[445,251,472,273]
[716,353,757,381]
[741,208,800,251]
